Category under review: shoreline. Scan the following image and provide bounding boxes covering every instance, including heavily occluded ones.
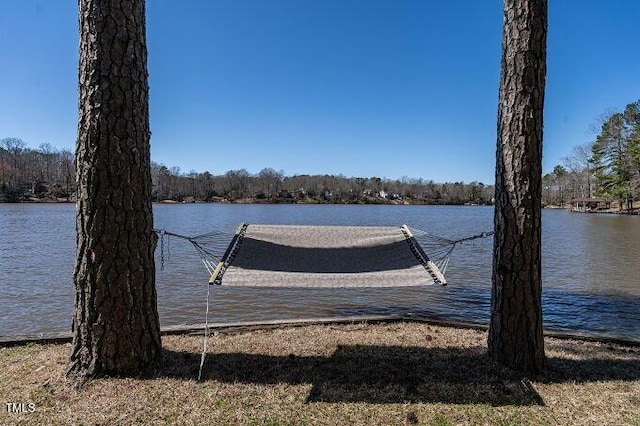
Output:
[547,205,640,215]
[2,315,639,348]
[568,208,640,215]
[1,198,491,206]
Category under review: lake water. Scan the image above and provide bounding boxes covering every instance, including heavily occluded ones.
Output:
[0,203,638,341]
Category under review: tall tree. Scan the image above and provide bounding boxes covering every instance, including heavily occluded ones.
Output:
[591,100,640,209]
[488,0,547,374]
[67,0,161,383]
[591,112,630,206]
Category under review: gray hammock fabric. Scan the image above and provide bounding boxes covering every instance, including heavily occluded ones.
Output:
[208,224,446,287]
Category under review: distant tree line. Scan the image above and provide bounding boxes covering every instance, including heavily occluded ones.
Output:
[0,137,75,202]
[543,100,640,210]
[150,164,494,205]
[0,137,493,205]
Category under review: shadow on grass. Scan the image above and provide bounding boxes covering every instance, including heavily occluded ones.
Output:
[538,344,640,383]
[160,345,550,406]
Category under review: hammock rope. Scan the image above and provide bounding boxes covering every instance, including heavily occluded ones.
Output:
[155,229,235,275]
[408,228,494,276]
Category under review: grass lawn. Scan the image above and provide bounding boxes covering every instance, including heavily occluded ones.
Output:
[1,322,639,425]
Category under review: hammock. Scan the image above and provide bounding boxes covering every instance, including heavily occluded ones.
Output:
[156,223,493,287]
[154,223,493,380]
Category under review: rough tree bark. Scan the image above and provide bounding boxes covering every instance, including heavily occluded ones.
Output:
[67,0,161,382]
[488,0,547,374]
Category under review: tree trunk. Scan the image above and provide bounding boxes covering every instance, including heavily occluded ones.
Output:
[488,0,547,374]
[67,0,161,382]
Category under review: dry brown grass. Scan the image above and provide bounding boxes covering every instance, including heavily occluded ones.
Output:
[1,322,639,425]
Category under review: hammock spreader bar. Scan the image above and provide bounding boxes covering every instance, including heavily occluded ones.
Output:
[401,225,447,285]
[209,223,248,285]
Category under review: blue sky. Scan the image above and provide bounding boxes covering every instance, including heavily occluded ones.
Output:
[0,1,638,184]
